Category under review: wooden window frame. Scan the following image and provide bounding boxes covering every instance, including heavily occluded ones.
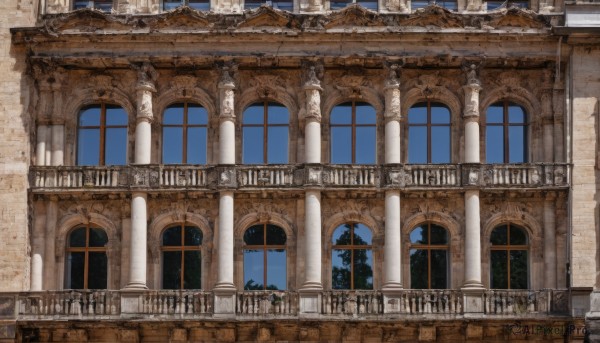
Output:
[330,101,377,164]
[77,103,127,166]
[409,222,449,289]
[66,225,108,290]
[486,101,528,163]
[490,223,529,289]
[331,223,373,290]
[407,101,452,164]
[162,102,208,164]
[161,224,203,290]
[242,101,289,164]
[243,223,287,291]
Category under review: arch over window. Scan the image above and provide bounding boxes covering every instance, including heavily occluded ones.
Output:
[243,224,287,290]
[331,223,373,290]
[161,225,203,289]
[490,224,529,289]
[242,102,289,164]
[163,0,210,10]
[407,102,451,164]
[65,226,108,289]
[77,104,128,166]
[74,0,113,11]
[330,101,376,164]
[486,101,527,163]
[162,102,208,164]
[409,223,449,289]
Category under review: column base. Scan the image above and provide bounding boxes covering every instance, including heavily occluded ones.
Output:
[122,282,148,290]
[298,288,322,315]
[461,287,485,316]
[120,289,144,315]
[213,285,237,316]
[381,284,404,314]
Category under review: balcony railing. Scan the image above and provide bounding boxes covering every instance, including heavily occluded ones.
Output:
[6,289,569,320]
[29,163,571,192]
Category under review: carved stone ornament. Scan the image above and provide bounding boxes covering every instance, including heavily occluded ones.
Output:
[467,168,479,185]
[237,6,293,28]
[385,63,401,89]
[170,75,198,96]
[132,62,158,91]
[335,75,371,99]
[250,75,286,99]
[324,4,386,28]
[385,0,407,12]
[306,167,322,185]
[218,168,237,188]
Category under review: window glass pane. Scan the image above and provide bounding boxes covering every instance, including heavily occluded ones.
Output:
[332,249,351,289]
[508,126,526,163]
[267,103,289,124]
[410,226,426,244]
[429,225,448,244]
[431,126,450,163]
[430,250,448,289]
[267,249,286,290]
[184,226,203,246]
[184,251,201,289]
[356,0,378,10]
[408,126,427,164]
[69,228,87,247]
[79,107,101,126]
[487,104,504,124]
[188,0,211,10]
[89,228,108,247]
[105,106,127,126]
[509,226,527,245]
[490,225,508,245]
[410,249,428,289]
[330,0,352,9]
[67,252,85,289]
[244,0,263,9]
[508,105,525,123]
[95,0,113,11]
[430,105,450,124]
[243,105,264,124]
[353,224,372,245]
[187,127,207,164]
[510,250,528,289]
[164,105,185,125]
[163,0,182,10]
[355,126,376,164]
[88,252,108,289]
[267,126,289,164]
[243,127,264,164]
[163,127,183,164]
[330,103,352,124]
[355,103,376,124]
[353,249,373,289]
[104,127,127,165]
[408,103,427,124]
[332,225,351,245]
[244,250,264,290]
[266,225,286,245]
[486,126,504,163]
[272,0,293,10]
[491,250,508,289]
[331,127,352,164]
[163,226,182,246]
[163,251,182,289]
[187,105,208,125]
[77,129,100,166]
[244,225,264,245]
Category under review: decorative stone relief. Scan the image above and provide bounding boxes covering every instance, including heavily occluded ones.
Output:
[218,168,237,188]
[384,63,401,123]
[462,63,482,118]
[218,65,236,121]
[303,64,323,123]
[385,0,408,13]
[46,0,69,14]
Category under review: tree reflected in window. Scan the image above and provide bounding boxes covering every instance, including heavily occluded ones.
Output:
[242,102,289,164]
[162,103,208,164]
[330,102,376,164]
[490,224,528,289]
[77,104,128,166]
[65,226,108,289]
[243,224,287,290]
[409,223,448,289]
[486,101,527,163]
[331,223,373,290]
[408,102,451,164]
[161,225,203,289]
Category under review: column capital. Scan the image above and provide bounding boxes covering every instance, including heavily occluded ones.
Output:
[384,62,401,90]
[303,66,323,91]
[218,65,237,90]
[132,62,158,92]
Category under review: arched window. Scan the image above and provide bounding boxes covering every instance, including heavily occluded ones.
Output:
[407,102,451,164]
[65,226,108,289]
[163,0,210,11]
[74,0,113,11]
[161,225,203,289]
[242,102,289,164]
[490,224,529,289]
[330,101,376,164]
[409,223,449,289]
[162,103,208,164]
[77,104,128,166]
[486,101,527,163]
[331,223,373,290]
[243,224,287,290]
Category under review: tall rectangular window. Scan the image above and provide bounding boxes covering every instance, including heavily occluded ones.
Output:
[77,104,128,166]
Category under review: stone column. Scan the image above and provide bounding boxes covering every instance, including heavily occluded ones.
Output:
[43,199,58,290]
[214,66,237,315]
[463,190,483,289]
[383,191,402,290]
[303,190,322,292]
[303,66,322,164]
[463,64,482,164]
[544,193,557,289]
[36,125,48,166]
[384,64,401,165]
[50,123,64,166]
[50,77,65,166]
[126,192,148,289]
[30,201,46,291]
[542,69,554,162]
[134,64,156,165]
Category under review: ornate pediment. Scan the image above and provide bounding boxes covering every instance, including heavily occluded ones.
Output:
[146,6,210,30]
[487,8,546,29]
[44,9,131,32]
[400,5,463,28]
[324,4,385,28]
[237,6,295,29]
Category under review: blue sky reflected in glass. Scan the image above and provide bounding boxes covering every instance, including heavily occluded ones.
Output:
[244,250,264,290]
[77,104,127,166]
[330,102,376,164]
[408,102,451,164]
[243,103,289,164]
[267,250,286,290]
[486,102,527,163]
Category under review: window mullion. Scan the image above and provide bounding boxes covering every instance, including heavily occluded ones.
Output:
[183,103,188,164]
[100,104,106,165]
[264,102,268,164]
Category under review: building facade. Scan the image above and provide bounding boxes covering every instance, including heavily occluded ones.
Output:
[1,0,600,341]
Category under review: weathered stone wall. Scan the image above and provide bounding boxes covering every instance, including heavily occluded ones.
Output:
[0,0,36,291]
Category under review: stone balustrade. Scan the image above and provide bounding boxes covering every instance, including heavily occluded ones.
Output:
[138,290,212,316]
[17,290,121,319]
[321,291,383,315]
[484,289,569,316]
[236,291,298,315]
[397,289,463,315]
[29,163,571,193]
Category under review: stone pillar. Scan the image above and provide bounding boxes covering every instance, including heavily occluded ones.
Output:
[544,193,557,289]
[383,191,402,290]
[36,125,48,166]
[463,190,483,289]
[542,69,554,162]
[463,64,482,164]
[126,193,148,289]
[50,123,64,166]
[384,64,401,164]
[300,190,323,314]
[303,66,322,164]
[134,64,156,165]
[218,66,236,165]
[30,201,46,291]
[43,199,58,290]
